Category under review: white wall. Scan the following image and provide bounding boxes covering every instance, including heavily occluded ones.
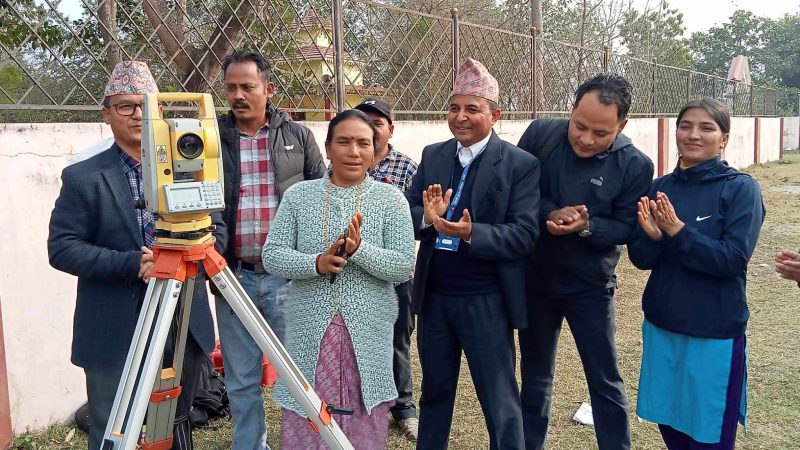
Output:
[0,116,784,432]
[623,118,659,168]
[0,123,111,432]
[726,117,756,169]
[784,117,799,151]
[667,119,680,171]
[758,118,781,163]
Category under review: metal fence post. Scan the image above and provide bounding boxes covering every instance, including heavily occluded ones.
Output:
[763,89,768,116]
[712,76,717,99]
[602,45,609,72]
[332,0,346,113]
[732,82,737,116]
[774,90,778,116]
[749,84,754,116]
[451,8,460,89]
[651,57,657,116]
[686,70,692,104]
[531,27,538,118]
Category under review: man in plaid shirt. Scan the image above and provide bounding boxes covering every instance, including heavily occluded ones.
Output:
[355,98,420,442]
[216,50,326,450]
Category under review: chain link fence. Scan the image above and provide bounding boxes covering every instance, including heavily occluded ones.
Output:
[1,0,798,122]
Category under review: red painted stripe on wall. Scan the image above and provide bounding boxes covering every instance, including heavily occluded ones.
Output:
[657,118,670,176]
[754,117,761,164]
[0,301,13,449]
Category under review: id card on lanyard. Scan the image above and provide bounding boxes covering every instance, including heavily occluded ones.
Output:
[434,152,479,252]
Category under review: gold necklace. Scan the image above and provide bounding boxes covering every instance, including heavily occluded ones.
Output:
[324,178,364,248]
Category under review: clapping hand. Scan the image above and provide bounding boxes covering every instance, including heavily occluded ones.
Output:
[652,192,684,237]
[317,238,348,275]
[637,197,663,241]
[546,205,589,236]
[422,184,452,225]
[345,212,363,256]
[433,209,473,241]
[775,250,800,282]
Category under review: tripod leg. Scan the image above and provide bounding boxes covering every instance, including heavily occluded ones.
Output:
[209,266,354,450]
[101,277,184,450]
[144,276,195,446]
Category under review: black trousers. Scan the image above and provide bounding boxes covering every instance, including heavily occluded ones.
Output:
[84,334,205,450]
[519,287,630,450]
[417,291,524,450]
[390,279,417,421]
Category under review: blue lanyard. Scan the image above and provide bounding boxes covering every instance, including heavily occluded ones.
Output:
[445,145,486,221]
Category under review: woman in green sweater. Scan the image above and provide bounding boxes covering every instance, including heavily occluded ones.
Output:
[262,109,416,449]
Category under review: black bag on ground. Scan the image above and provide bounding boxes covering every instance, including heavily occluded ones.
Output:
[73,401,91,433]
[190,354,230,427]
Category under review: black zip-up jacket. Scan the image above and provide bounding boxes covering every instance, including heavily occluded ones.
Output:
[518,118,654,296]
[218,103,326,263]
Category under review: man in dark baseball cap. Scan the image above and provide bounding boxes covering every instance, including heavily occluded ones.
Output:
[354,97,420,441]
[355,97,393,124]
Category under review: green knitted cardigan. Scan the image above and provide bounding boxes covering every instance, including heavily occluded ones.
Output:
[262,174,416,415]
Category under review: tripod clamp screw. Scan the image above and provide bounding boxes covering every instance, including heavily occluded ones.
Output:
[326,404,354,416]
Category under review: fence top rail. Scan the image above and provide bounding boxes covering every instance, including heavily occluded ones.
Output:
[538,36,606,54]
[349,0,453,22]
[457,20,535,39]
[1,1,798,119]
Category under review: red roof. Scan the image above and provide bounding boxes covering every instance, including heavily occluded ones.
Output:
[291,44,358,63]
[289,9,331,32]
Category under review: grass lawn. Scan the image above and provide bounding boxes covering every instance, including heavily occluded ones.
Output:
[12,154,800,450]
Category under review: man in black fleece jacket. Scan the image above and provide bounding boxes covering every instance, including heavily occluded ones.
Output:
[516,74,654,450]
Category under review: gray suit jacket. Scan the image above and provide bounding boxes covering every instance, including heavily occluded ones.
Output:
[48,144,225,369]
[405,131,541,329]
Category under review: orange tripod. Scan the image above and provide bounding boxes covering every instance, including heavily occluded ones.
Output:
[101,240,354,450]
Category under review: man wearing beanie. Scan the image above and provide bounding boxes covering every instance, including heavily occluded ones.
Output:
[405,58,541,449]
[47,61,223,450]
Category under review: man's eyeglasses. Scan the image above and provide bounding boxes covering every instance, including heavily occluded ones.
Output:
[110,103,144,116]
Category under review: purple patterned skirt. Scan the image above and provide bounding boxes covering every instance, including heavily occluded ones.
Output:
[280,313,393,449]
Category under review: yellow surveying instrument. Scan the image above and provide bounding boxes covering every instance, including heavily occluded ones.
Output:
[101,93,354,450]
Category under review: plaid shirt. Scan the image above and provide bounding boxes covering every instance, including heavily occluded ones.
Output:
[118,147,155,248]
[234,124,278,263]
[368,145,418,193]
[368,145,417,284]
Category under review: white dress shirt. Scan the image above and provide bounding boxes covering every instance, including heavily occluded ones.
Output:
[456,132,492,167]
[419,133,492,242]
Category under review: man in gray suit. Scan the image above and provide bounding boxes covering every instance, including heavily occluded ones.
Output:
[47,61,224,450]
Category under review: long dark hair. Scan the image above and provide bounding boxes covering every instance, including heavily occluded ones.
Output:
[677,98,731,134]
[325,109,379,154]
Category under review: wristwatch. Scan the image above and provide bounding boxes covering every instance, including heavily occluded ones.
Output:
[578,221,593,238]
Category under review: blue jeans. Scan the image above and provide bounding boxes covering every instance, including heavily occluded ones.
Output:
[215,268,287,450]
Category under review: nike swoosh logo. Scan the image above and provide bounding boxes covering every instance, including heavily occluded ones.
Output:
[696,215,712,221]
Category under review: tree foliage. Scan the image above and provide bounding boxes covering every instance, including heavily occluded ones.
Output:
[618,1,693,68]
[689,9,800,88]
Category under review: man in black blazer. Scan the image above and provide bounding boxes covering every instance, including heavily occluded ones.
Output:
[47,61,224,450]
[406,58,540,450]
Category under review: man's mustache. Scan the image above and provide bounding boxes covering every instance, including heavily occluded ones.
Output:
[233,101,249,109]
